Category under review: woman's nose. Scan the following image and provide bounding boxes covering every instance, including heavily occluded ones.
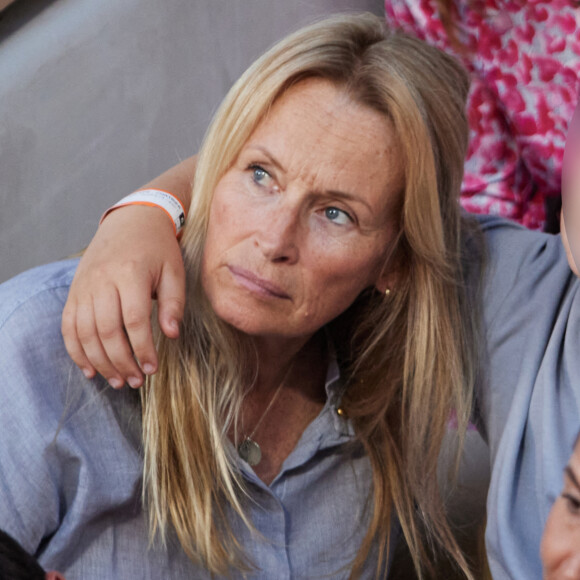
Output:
[254,202,300,263]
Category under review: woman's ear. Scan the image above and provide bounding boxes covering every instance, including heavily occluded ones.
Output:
[374,252,401,295]
[374,271,397,295]
[374,234,403,295]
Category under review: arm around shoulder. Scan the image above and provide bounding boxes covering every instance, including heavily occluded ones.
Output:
[61,156,197,388]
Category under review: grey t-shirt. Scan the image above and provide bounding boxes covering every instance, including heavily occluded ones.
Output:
[478,215,580,579]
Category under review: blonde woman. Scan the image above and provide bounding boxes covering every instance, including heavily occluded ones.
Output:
[57,7,580,580]
[0,13,479,579]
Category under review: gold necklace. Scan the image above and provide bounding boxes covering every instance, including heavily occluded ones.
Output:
[237,363,293,466]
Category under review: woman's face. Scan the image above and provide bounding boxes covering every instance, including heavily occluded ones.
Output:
[201,78,403,348]
[541,438,580,579]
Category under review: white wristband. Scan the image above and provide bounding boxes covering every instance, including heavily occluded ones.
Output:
[100,189,187,236]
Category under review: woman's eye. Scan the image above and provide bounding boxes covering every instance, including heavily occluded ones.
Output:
[250,165,272,186]
[324,206,352,226]
[563,493,580,515]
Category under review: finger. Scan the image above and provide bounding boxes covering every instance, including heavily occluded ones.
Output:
[117,283,158,378]
[76,299,127,389]
[156,260,186,340]
[62,297,96,379]
[93,287,146,388]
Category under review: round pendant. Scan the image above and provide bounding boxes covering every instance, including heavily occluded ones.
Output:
[238,437,262,466]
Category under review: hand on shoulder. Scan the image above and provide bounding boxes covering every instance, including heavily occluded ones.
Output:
[61,204,185,388]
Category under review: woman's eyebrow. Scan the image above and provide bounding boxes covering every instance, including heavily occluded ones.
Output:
[319,189,374,213]
[244,145,286,173]
[565,465,580,491]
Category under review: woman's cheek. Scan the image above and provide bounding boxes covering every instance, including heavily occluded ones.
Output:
[541,497,580,579]
[541,501,567,577]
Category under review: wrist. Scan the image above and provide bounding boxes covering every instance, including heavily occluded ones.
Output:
[100,189,187,236]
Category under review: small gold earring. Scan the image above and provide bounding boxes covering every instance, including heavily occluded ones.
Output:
[384,288,391,296]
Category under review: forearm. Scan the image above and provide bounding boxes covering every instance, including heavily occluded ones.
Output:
[143,154,197,209]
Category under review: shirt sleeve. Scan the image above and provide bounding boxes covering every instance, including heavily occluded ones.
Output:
[0,263,77,554]
[475,215,574,450]
[0,261,166,578]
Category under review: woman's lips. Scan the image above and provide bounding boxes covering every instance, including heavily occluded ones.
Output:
[227,266,291,299]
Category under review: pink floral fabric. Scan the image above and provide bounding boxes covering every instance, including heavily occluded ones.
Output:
[385,0,580,230]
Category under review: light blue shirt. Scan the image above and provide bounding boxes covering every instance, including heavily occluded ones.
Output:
[0,259,387,579]
[3,215,579,580]
[478,215,580,579]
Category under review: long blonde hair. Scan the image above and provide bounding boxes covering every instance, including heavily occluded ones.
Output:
[141,13,479,579]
